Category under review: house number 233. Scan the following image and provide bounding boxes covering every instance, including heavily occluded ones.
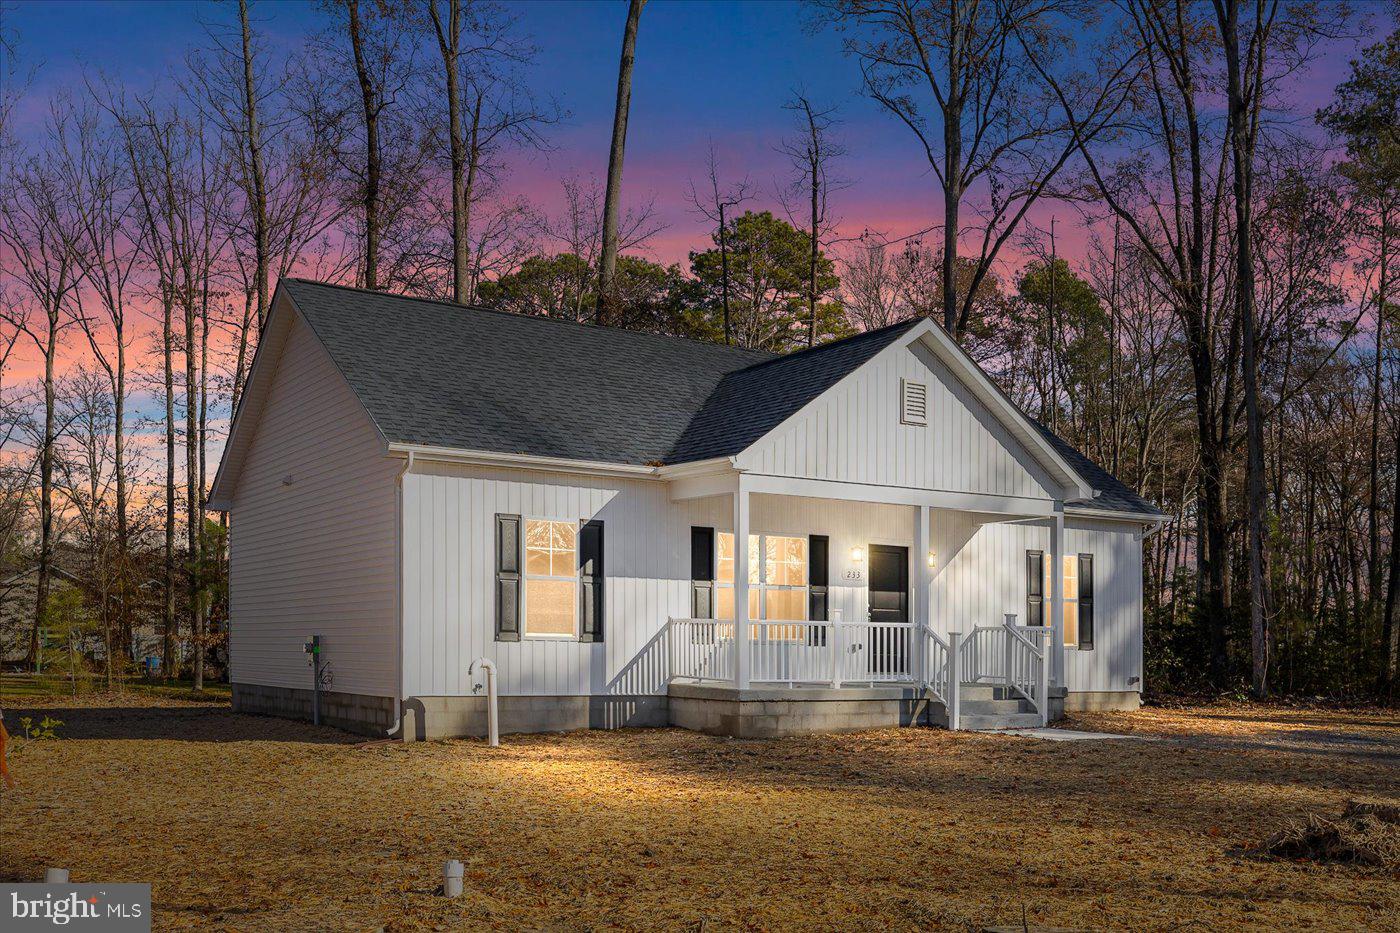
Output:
[843,568,863,581]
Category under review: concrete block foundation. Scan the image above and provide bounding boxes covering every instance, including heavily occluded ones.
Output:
[232,682,395,737]
[666,683,941,738]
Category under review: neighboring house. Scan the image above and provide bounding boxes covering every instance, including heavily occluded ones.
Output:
[0,566,85,667]
[0,565,165,670]
[210,279,1166,739]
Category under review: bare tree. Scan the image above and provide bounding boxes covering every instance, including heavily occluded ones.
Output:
[812,0,1125,340]
[597,0,645,323]
[50,100,140,660]
[685,143,754,345]
[0,103,80,668]
[839,235,905,330]
[778,92,847,347]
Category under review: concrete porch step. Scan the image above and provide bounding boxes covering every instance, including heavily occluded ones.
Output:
[959,698,1030,716]
[960,711,1045,731]
[959,683,1026,702]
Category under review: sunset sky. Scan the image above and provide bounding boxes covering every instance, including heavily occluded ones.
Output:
[0,0,1382,398]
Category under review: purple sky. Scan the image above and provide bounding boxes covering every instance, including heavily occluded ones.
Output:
[2,0,1380,273]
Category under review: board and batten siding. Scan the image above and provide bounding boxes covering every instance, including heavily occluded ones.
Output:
[228,314,400,697]
[736,340,1061,499]
[400,463,1143,698]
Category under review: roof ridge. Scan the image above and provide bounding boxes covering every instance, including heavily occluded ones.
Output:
[726,316,924,377]
[281,277,776,362]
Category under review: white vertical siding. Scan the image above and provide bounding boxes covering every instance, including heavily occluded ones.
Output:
[401,465,919,698]
[927,515,1143,694]
[737,341,1060,498]
[228,315,400,696]
[400,463,1143,698]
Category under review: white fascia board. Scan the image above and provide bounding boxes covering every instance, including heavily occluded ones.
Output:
[913,322,1095,501]
[728,318,1095,502]
[208,292,298,511]
[385,443,662,479]
[1065,505,1171,525]
[741,472,1056,516]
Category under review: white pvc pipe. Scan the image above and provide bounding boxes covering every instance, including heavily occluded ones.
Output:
[469,657,498,746]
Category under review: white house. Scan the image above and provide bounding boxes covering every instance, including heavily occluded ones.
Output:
[209,280,1166,739]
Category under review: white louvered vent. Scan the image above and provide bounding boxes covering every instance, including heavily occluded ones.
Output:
[900,379,928,426]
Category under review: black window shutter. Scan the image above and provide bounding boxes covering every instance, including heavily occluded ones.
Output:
[579,520,604,643]
[495,514,521,641]
[1078,553,1094,650]
[1026,550,1044,627]
[690,527,714,619]
[808,534,829,645]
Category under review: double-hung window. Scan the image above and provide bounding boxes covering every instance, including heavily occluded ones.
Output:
[1029,550,1093,649]
[523,519,578,637]
[716,533,808,633]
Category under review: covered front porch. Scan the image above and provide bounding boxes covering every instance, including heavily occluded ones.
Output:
[660,470,1072,735]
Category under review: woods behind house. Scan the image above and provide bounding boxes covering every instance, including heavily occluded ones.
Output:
[0,0,1396,699]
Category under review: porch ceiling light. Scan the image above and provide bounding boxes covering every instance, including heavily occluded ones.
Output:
[850,546,865,563]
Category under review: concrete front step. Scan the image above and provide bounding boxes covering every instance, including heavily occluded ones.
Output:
[959,683,1027,702]
[960,698,1031,716]
[960,711,1045,731]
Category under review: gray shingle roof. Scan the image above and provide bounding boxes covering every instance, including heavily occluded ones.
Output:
[281,279,1160,516]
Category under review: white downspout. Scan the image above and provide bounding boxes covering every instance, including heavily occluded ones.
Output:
[469,657,499,746]
[385,450,415,738]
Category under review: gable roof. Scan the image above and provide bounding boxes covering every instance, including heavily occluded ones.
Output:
[213,279,1162,517]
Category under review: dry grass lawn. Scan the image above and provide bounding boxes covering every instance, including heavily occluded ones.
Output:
[0,695,1396,931]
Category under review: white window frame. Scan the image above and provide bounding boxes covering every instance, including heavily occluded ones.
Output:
[716,531,809,626]
[522,518,579,640]
[1044,553,1082,649]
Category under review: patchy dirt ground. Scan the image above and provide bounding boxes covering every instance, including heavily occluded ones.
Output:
[0,701,1395,931]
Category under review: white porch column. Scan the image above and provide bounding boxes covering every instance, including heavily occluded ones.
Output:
[733,477,751,689]
[1050,508,1066,688]
[914,504,931,684]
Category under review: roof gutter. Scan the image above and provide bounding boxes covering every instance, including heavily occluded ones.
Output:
[386,443,662,479]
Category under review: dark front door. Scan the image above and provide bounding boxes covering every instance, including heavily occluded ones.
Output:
[867,544,909,676]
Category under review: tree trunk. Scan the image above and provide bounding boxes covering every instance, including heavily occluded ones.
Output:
[1383,415,1400,693]
[1369,207,1388,618]
[1216,0,1271,698]
[941,0,963,336]
[346,0,381,290]
[430,0,470,304]
[30,311,58,672]
[162,281,177,680]
[239,0,271,331]
[597,0,645,323]
[719,203,732,345]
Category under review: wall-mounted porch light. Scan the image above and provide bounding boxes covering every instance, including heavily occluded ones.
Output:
[850,546,865,563]
[927,551,937,568]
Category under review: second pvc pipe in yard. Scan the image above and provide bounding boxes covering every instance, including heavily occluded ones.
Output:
[469,657,499,747]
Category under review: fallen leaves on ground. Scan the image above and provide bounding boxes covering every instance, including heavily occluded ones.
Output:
[0,701,1395,931]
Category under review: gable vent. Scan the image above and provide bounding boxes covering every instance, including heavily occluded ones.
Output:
[900,379,928,426]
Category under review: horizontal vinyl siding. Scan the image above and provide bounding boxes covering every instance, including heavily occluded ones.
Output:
[228,315,399,697]
[737,342,1059,499]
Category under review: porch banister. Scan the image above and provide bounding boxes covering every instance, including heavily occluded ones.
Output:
[947,630,962,730]
[733,478,750,689]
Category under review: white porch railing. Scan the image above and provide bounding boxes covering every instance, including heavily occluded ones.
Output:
[667,613,1049,729]
[668,618,734,684]
[670,614,922,688]
[955,613,1051,726]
